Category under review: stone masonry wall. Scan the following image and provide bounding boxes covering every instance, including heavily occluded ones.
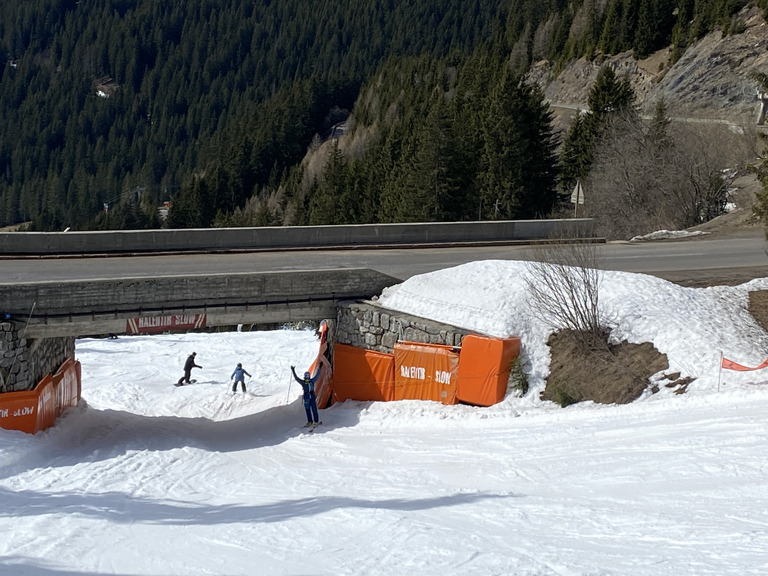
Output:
[334,300,474,354]
[0,321,75,392]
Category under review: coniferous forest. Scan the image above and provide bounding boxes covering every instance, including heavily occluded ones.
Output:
[0,0,757,231]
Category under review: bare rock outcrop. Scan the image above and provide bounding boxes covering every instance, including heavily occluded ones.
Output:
[531,6,768,125]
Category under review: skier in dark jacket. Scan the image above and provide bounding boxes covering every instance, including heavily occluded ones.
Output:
[291,365,322,427]
[177,352,202,385]
[230,362,251,393]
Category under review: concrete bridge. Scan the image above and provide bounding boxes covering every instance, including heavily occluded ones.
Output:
[0,268,397,393]
[1,268,398,339]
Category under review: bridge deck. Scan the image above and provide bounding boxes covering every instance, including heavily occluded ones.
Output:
[0,269,398,338]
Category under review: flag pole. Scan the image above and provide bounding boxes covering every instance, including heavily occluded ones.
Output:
[717,350,723,392]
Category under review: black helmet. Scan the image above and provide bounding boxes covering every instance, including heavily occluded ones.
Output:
[237,363,242,368]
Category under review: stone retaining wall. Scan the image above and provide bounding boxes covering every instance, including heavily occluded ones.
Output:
[334,300,474,354]
[0,322,75,392]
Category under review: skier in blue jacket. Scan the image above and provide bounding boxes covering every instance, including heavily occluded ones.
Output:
[230,362,251,393]
[291,365,322,427]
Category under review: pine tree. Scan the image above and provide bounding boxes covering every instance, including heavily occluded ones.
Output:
[378,132,417,223]
[561,65,636,191]
[586,66,636,120]
[308,142,351,225]
[478,68,559,219]
[599,0,624,55]
[395,97,467,222]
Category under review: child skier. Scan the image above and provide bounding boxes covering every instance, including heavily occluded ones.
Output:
[230,362,251,393]
[290,365,322,427]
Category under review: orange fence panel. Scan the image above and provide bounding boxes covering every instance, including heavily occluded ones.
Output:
[36,376,57,432]
[394,342,459,405]
[75,360,82,399]
[331,343,395,402]
[0,386,40,434]
[456,334,521,406]
[0,357,82,434]
[325,335,521,408]
[52,358,81,415]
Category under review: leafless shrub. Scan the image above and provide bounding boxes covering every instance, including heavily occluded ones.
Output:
[524,235,608,349]
[585,109,756,240]
[666,121,753,223]
[583,111,668,239]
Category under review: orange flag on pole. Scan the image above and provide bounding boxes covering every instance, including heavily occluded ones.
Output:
[721,356,768,372]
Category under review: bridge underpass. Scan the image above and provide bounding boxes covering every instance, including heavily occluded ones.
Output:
[0,268,398,392]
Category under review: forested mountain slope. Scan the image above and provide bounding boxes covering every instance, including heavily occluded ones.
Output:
[1,0,508,230]
[288,5,768,235]
[0,0,764,231]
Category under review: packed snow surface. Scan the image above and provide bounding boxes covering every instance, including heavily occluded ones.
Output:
[2,260,768,575]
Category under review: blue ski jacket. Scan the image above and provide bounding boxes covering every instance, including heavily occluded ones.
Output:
[291,365,322,398]
[231,366,251,382]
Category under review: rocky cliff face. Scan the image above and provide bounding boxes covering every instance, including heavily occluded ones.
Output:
[531,6,768,125]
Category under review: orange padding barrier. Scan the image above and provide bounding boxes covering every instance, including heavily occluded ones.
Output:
[331,344,395,402]
[394,342,459,405]
[0,358,82,434]
[330,335,520,407]
[457,335,521,406]
[308,320,333,409]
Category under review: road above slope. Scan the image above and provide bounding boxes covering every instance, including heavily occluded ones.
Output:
[1,228,766,288]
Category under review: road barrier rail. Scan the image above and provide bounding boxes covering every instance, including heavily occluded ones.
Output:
[0,219,599,256]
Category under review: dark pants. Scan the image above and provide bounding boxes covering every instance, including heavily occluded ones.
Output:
[233,379,246,392]
[178,369,192,385]
[304,393,319,423]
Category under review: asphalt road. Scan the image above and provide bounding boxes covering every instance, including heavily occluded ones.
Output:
[2,230,767,286]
